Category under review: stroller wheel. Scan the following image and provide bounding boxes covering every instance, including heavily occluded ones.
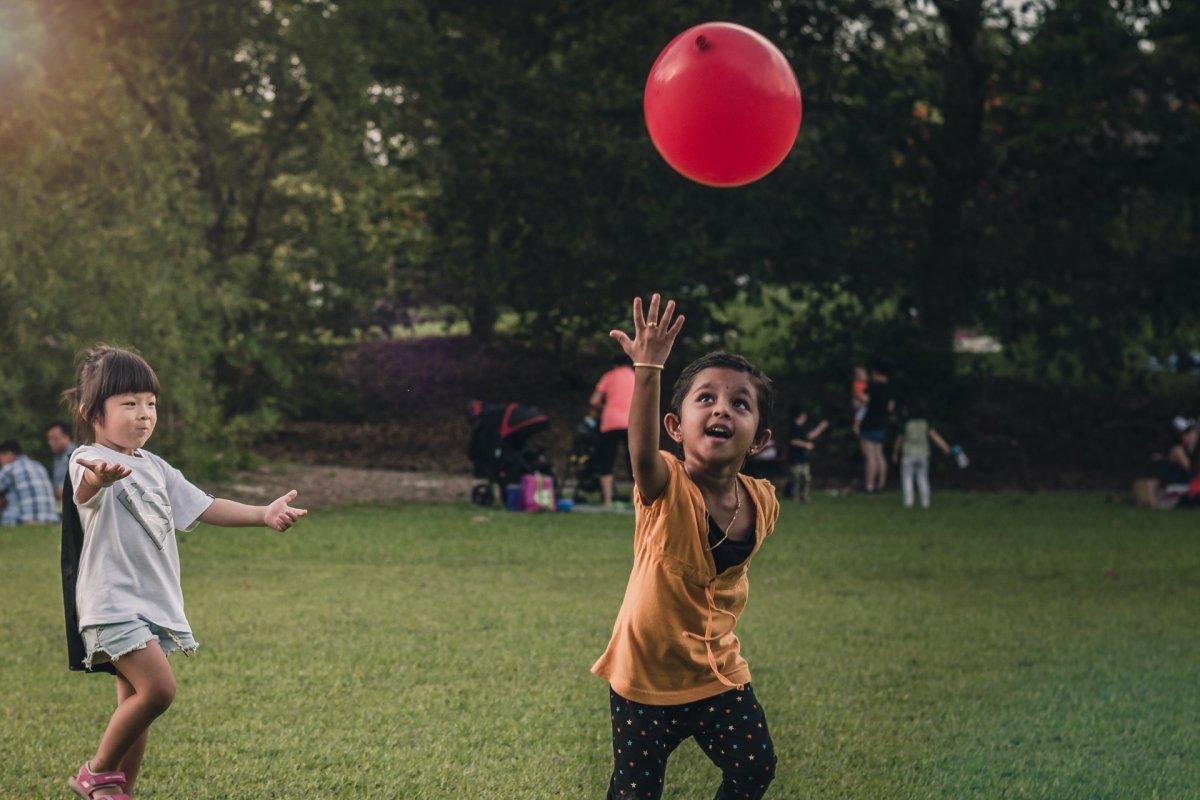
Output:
[471,484,496,507]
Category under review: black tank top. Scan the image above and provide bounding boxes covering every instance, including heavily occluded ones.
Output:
[708,515,756,574]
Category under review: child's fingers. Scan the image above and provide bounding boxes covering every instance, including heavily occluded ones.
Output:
[291,508,308,517]
[281,489,298,503]
[632,296,645,333]
[666,314,686,339]
[658,298,675,329]
[647,293,661,324]
[610,330,633,349]
[76,458,100,470]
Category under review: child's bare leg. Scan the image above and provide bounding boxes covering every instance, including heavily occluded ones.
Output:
[90,642,175,797]
[115,673,150,795]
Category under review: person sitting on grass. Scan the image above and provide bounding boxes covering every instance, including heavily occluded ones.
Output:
[0,439,60,525]
[61,345,307,800]
[891,403,953,509]
[592,293,781,800]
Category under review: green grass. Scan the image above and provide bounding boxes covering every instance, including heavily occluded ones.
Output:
[2,494,1197,799]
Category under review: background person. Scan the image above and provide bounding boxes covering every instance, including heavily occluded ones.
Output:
[589,354,636,506]
[47,420,77,501]
[787,405,828,503]
[891,405,953,509]
[859,363,895,493]
[0,439,60,525]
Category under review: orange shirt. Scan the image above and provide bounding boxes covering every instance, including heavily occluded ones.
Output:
[593,367,636,433]
[592,452,780,705]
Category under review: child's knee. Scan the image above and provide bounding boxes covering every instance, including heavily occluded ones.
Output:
[141,679,176,716]
[726,747,777,786]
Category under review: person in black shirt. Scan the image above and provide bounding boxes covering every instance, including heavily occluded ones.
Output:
[858,365,895,493]
[787,406,828,502]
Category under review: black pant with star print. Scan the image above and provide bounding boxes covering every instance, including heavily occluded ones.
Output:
[607,684,777,800]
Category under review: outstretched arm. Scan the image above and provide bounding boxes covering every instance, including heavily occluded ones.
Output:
[199,490,308,531]
[74,458,133,505]
[609,293,685,504]
[928,428,953,455]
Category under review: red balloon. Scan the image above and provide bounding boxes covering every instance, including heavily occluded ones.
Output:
[644,22,802,187]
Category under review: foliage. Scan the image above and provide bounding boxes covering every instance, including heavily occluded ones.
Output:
[1,0,1195,465]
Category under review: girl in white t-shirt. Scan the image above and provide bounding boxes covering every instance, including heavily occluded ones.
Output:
[62,345,307,800]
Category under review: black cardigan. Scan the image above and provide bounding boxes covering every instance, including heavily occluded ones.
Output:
[61,473,117,675]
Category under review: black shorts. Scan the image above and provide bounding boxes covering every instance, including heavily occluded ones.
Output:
[593,429,629,476]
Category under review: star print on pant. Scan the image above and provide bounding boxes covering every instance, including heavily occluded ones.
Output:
[607,684,777,800]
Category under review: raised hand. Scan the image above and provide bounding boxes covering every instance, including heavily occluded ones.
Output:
[609,293,685,367]
[76,458,132,488]
[263,489,308,532]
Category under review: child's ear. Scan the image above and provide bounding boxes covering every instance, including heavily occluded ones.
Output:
[663,412,684,444]
[750,428,772,454]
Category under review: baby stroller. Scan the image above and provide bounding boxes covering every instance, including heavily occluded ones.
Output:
[467,400,555,506]
[564,414,603,502]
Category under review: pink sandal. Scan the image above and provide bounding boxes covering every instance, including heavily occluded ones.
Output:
[68,761,129,799]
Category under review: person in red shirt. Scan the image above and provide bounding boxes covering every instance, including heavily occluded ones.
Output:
[590,354,636,506]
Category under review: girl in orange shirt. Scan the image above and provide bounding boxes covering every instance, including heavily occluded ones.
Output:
[593,293,782,800]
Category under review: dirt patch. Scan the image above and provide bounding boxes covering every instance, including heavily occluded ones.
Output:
[208,463,477,509]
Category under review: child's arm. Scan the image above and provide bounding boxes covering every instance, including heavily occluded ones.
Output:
[609,293,685,504]
[808,419,830,441]
[74,458,133,504]
[928,428,953,455]
[199,490,308,532]
[891,436,904,463]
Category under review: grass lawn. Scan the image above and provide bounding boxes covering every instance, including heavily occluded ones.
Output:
[2,493,1197,799]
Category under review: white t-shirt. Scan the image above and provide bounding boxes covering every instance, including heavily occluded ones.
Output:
[70,444,214,632]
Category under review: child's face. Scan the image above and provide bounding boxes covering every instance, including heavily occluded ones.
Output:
[854,367,868,381]
[666,367,770,469]
[94,392,157,452]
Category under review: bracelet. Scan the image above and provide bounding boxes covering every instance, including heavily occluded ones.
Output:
[633,362,664,370]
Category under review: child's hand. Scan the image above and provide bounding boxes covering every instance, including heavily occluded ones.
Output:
[609,293,685,367]
[263,490,308,532]
[76,459,132,488]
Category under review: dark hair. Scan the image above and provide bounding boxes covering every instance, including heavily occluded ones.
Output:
[62,345,161,444]
[669,351,774,436]
[0,440,22,455]
[45,421,71,437]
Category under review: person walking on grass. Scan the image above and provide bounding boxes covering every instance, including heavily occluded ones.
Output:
[593,294,781,800]
[62,345,307,800]
[891,403,953,509]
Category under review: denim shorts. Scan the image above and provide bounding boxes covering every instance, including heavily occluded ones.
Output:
[81,618,199,670]
[859,427,886,444]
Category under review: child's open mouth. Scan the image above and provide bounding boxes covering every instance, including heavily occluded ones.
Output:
[704,424,733,440]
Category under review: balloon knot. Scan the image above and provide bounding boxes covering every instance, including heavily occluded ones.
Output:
[696,34,709,51]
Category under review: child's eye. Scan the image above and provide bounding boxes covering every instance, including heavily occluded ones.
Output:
[697,393,713,403]
[733,399,750,410]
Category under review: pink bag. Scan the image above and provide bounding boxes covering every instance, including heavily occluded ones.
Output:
[521,472,555,512]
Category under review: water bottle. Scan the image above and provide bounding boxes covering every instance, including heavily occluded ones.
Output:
[951,445,969,469]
